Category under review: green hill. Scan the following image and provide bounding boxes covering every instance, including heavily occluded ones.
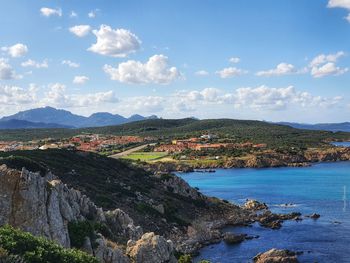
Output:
[0,118,349,148]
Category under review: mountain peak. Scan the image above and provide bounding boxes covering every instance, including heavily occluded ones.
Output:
[0,107,158,129]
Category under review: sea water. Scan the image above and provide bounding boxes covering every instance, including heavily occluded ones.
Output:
[178,161,350,263]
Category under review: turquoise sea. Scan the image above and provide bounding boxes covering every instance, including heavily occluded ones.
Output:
[178,161,350,263]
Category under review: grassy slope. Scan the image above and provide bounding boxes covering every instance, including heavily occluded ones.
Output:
[0,118,349,148]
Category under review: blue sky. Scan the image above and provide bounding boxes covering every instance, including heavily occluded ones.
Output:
[0,0,350,123]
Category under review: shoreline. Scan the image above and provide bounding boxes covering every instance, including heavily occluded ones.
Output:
[144,146,350,174]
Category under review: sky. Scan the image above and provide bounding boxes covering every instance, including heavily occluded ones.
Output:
[0,0,350,123]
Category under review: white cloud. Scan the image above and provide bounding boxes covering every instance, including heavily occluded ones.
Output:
[233,85,342,110]
[41,83,118,107]
[21,59,48,69]
[69,25,91,37]
[88,25,141,57]
[88,10,97,18]
[172,86,343,113]
[121,96,165,112]
[309,51,348,77]
[176,88,229,103]
[73,75,89,84]
[216,67,247,78]
[256,63,297,77]
[229,57,240,63]
[1,43,28,58]
[328,0,350,9]
[70,11,78,18]
[311,62,348,78]
[0,84,37,105]
[76,91,118,107]
[0,59,17,80]
[328,0,350,22]
[346,13,350,22]
[40,7,62,17]
[195,70,209,76]
[309,51,345,67]
[104,54,180,84]
[62,60,80,68]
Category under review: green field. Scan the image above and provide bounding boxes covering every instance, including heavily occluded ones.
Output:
[122,152,168,161]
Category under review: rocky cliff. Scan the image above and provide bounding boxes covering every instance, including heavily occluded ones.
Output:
[0,165,175,263]
[0,150,252,262]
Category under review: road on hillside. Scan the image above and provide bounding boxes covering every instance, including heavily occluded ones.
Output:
[109,143,156,159]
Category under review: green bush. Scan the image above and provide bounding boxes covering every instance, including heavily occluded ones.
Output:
[178,254,192,263]
[68,221,95,249]
[0,225,98,263]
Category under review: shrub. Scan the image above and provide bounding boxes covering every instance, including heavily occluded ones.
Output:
[0,225,98,263]
[178,254,192,263]
[68,221,95,249]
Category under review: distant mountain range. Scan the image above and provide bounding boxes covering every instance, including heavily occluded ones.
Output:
[0,107,349,132]
[276,122,350,133]
[0,107,158,129]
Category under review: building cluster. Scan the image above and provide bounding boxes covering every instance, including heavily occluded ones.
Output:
[69,135,148,152]
[0,141,39,151]
[154,136,267,153]
[0,135,153,153]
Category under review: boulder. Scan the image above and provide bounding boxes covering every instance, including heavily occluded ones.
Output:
[126,232,177,263]
[253,249,299,263]
[244,200,268,210]
[223,232,246,244]
[307,213,320,219]
[94,235,130,263]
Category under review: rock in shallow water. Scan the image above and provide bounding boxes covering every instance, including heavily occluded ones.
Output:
[253,248,299,263]
[223,232,246,244]
[244,199,268,210]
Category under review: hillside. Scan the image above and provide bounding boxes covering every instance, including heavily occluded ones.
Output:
[0,118,349,148]
[0,119,72,129]
[0,149,244,238]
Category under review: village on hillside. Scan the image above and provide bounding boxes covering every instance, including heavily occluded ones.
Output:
[0,133,267,163]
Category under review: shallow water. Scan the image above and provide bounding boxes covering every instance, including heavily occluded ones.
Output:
[178,162,350,263]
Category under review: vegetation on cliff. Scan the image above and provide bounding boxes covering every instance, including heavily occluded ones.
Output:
[0,225,98,263]
[0,149,244,242]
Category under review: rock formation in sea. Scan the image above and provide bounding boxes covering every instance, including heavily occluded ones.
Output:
[253,248,300,263]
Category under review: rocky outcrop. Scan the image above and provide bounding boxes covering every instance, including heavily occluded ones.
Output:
[0,165,177,263]
[94,235,130,263]
[253,249,299,263]
[160,175,201,200]
[104,209,143,242]
[244,200,268,210]
[257,211,302,230]
[305,213,320,219]
[126,232,177,263]
[223,232,246,244]
[304,147,350,162]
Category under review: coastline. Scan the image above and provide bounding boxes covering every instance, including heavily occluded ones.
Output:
[144,146,350,174]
